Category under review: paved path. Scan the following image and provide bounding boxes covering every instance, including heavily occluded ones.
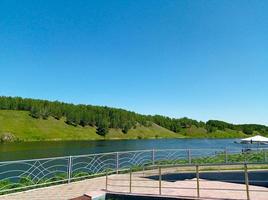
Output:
[0,177,105,200]
[1,171,268,200]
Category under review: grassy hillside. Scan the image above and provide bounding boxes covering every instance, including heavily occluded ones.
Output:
[0,110,251,142]
[0,110,183,141]
[1,96,267,140]
[179,126,247,138]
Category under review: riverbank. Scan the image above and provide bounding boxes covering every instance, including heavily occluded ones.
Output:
[0,110,249,142]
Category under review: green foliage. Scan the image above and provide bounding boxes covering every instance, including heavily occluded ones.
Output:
[242,127,254,135]
[122,122,132,134]
[0,132,17,142]
[0,110,182,141]
[155,150,268,166]
[49,173,67,182]
[96,120,109,136]
[0,96,268,138]
[0,180,12,191]
[205,120,268,136]
[73,172,92,177]
[0,173,68,195]
[19,176,34,186]
[206,120,235,131]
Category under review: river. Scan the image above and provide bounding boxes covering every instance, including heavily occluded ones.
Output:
[0,138,245,161]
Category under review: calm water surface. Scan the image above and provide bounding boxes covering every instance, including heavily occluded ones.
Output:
[0,138,243,161]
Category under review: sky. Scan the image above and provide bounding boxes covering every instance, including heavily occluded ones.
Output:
[0,0,268,125]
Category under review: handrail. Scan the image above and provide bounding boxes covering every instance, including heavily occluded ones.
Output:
[106,163,268,200]
[1,147,268,195]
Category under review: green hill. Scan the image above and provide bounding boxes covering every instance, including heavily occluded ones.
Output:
[0,110,182,142]
[0,110,248,142]
[0,96,267,142]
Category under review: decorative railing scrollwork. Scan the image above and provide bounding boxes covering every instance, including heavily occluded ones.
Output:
[0,147,267,194]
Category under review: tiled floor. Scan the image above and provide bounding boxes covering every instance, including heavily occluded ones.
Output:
[1,171,267,200]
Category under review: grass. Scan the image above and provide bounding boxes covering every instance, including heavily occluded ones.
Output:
[0,110,253,142]
[179,126,247,138]
[0,110,183,142]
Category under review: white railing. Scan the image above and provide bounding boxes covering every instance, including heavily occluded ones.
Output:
[0,147,267,194]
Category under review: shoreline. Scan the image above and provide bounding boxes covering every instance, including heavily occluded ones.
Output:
[0,136,244,143]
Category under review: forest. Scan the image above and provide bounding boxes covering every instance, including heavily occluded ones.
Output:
[0,96,267,136]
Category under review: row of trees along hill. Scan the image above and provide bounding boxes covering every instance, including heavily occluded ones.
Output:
[0,96,268,136]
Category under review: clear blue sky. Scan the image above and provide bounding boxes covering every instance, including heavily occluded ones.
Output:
[0,0,268,125]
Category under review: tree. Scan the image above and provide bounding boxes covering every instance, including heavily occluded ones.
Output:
[206,126,217,133]
[66,110,80,126]
[122,122,132,134]
[96,120,109,136]
[242,127,253,135]
[40,107,49,119]
[1,96,268,136]
[30,107,40,118]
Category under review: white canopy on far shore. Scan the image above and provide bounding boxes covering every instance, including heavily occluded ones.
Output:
[241,135,268,144]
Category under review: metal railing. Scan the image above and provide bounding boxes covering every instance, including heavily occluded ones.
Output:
[0,147,268,195]
[106,163,268,200]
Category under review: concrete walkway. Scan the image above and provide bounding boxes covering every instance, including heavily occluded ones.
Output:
[1,171,268,200]
[0,176,106,200]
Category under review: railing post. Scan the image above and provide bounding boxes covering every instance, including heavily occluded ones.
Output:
[106,169,108,191]
[68,156,72,184]
[244,163,250,200]
[196,165,200,198]
[159,166,162,195]
[188,149,191,164]
[244,151,247,162]
[116,152,119,174]
[152,149,155,165]
[129,168,132,193]
[225,147,228,163]
[264,150,267,162]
